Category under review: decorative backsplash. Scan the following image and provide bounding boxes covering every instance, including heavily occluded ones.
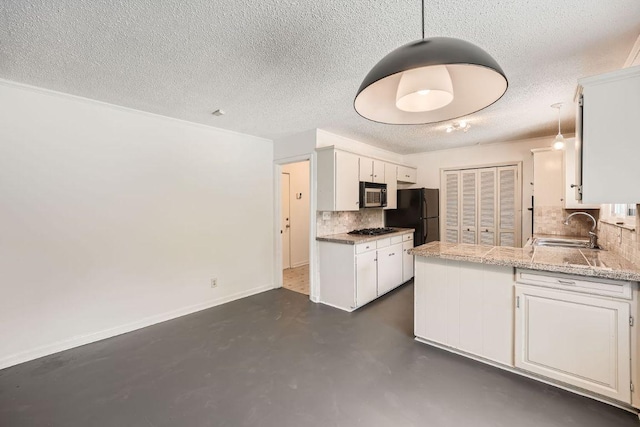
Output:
[316,209,384,236]
[534,206,600,237]
[598,206,640,266]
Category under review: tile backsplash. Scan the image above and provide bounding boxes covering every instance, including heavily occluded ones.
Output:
[597,205,640,266]
[316,209,384,236]
[534,206,600,237]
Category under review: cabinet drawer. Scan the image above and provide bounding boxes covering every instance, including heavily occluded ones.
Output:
[355,242,376,254]
[376,238,391,249]
[403,233,414,242]
[516,269,632,300]
[390,235,403,245]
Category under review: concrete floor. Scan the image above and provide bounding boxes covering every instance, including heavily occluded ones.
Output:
[0,283,637,427]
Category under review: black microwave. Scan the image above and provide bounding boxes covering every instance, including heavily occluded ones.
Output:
[359,182,387,208]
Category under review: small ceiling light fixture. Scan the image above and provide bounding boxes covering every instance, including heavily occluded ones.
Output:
[354,0,507,125]
[445,120,471,133]
[212,109,225,117]
[551,103,565,150]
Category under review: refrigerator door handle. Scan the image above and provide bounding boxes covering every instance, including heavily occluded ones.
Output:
[423,218,428,243]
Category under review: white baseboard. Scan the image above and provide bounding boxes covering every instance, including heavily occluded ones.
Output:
[0,284,274,371]
[290,261,309,269]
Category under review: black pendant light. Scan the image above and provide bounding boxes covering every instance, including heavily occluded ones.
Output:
[354,0,508,125]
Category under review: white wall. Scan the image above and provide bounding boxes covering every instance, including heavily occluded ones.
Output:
[0,80,274,369]
[273,129,318,161]
[403,136,562,243]
[282,161,310,267]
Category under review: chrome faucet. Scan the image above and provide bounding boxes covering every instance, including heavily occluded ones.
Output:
[563,212,598,249]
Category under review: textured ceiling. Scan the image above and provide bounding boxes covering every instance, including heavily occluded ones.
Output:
[1,1,639,153]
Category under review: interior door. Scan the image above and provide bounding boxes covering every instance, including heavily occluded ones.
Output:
[497,166,520,247]
[443,171,460,243]
[281,173,291,270]
[515,285,631,403]
[478,168,497,245]
[461,170,477,244]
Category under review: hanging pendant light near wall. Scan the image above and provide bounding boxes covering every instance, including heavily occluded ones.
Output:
[354,0,508,125]
[551,102,566,150]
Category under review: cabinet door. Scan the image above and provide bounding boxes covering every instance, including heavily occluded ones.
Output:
[356,250,378,307]
[402,239,414,282]
[478,168,497,245]
[533,149,564,207]
[384,163,398,210]
[461,170,477,244]
[373,160,385,183]
[359,157,373,182]
[377,244,403,295]
[515,285,631,403]
[497,166,520,247]
[335,151,360,211]
[397,166,417,183]
[581,69,640,204]
[443,171,460,243]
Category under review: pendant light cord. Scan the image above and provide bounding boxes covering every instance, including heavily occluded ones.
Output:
[421,0,425,39]
[557,105,561,134]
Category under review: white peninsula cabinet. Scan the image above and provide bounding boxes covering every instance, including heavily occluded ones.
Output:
[319,232,413,311]
[414,257,514,366]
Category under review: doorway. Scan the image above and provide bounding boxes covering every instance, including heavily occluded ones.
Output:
[280,161,310,295]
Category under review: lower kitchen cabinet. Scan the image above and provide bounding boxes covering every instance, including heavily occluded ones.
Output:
[355,249,377,306]
[377,243,403,295]
[414,257,514,366]
[402,240,414,283]
[515,284,631,403]
[319,232,413,312]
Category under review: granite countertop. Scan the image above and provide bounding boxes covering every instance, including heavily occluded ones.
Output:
[410,241,640,282]
[317,228,415,245]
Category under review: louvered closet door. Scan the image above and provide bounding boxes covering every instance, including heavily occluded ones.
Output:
[478,168,497,245]
[444,171,460,243]
[461,170,477,244]
[497,166,520,247]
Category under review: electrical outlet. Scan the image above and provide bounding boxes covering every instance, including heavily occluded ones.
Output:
[211,278,218,288]
[322,212,331,220]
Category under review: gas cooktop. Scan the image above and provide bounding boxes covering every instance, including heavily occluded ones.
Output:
[347,227,396,236]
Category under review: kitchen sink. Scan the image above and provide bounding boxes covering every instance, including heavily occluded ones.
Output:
[532,237,592,249]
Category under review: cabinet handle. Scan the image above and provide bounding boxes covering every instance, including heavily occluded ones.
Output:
[516,296,520,308]
[356,201,359,205]
[570,184,578,188]
[557,279,576,286]
[389,253,395,256]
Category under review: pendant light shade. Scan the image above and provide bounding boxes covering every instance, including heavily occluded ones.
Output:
[354,37,508,124]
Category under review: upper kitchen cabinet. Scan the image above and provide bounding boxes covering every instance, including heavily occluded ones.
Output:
[532,148,564,207]
[359,157,385,183]
[384,163,398,210]
[397,165,417,183]
[576,66,640,204]
[317,148,360,211]
[563,139,601,209]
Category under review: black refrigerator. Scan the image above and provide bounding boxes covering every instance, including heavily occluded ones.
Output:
[385,188,439,246]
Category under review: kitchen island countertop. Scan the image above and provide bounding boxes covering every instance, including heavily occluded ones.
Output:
[409,241,640,282]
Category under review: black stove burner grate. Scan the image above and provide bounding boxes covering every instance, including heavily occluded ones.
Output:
[347,227,395,236]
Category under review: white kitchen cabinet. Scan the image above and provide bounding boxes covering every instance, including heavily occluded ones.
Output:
[377,243,403,295]
[576,66,640,204]
[532,148,564,207]
[397,165,417,183]
[359,157,385,183]
[356,249,378,307]
[402,239,414,283]
[515,284,631,403]
[317,148,360,211]
[384,163,398,210]
[414,257,514,366]
[563,138,600,209]
[319,232,413,312]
